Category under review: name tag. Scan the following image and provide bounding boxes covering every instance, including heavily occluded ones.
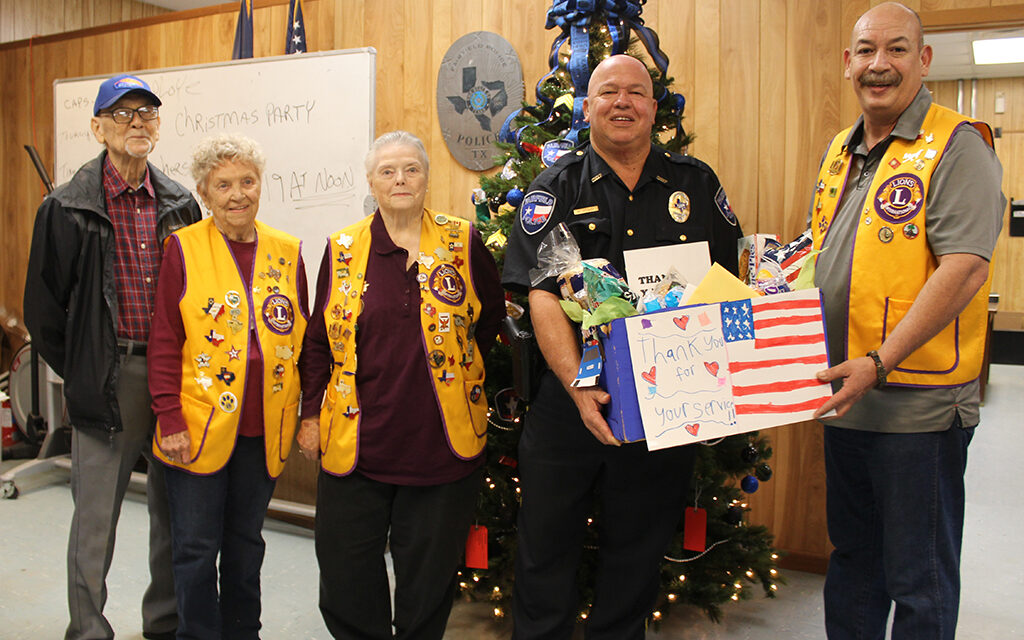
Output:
[574,205,599,216]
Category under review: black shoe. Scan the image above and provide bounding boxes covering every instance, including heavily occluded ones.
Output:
[143,632,176,640]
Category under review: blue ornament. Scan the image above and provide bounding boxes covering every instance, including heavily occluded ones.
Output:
[741,475,759,494]
[506,187,524,208]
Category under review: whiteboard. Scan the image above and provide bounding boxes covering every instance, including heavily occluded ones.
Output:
[54,49,377,290]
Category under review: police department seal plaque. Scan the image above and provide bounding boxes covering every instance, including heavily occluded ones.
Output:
[437,31,524,171]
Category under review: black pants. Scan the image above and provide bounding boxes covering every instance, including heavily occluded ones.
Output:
[512,371,695,640]
[314,468,482,640]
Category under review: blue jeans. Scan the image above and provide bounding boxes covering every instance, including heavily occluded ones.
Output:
[163,436,276,640]
[823,420,974,640]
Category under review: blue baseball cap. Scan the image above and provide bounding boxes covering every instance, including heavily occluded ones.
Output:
[93,74,161,115]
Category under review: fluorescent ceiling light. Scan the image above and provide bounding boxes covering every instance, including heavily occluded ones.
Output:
[973,37,1024,64]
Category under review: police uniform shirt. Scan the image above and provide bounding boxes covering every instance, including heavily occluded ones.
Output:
[503,142,743,296]
[810,86,1004,433]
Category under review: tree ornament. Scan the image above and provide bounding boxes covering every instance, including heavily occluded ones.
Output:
[506,187,525,208]
[755,463,773,482]
[488,195,502,213]
[741,443,760,464]
[741,475,759,494]
[471,188,490,222]
[724,505,744,525]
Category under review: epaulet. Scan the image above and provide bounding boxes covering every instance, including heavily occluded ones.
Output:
[563,148,588,165]
[661,148,712,171]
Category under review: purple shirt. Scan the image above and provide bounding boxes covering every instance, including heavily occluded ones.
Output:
[150,233,308,439]
[299,212,504,486]
[102,156,160,341]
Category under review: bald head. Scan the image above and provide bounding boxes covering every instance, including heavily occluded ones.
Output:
[587,55,654,99]
[852,2,924,51]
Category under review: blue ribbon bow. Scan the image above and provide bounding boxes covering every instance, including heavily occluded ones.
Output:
[500,0,688,151]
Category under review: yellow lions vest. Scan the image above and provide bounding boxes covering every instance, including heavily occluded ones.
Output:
[318,209,488,476]
[154,218,307,476]
[811,103,994,387]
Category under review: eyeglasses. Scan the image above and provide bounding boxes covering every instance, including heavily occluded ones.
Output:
[98,105,159,124]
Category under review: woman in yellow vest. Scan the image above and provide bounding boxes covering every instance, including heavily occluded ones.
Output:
[296,130,504,639]
[148,133,308,638]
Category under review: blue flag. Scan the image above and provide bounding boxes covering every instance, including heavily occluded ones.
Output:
[232,0,253,59]
[286,0,307,54]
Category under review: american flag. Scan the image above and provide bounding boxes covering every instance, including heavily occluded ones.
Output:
[721,288,832,430]
[286,0,307,55]
[231,0,253,60]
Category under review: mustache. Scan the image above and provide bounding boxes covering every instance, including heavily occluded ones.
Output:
[860,70,901,87]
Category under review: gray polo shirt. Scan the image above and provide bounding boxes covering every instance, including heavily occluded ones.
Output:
[811,86,1004,432]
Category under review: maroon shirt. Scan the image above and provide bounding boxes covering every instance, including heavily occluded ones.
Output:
[102,156,160,341]
[149,233,308,439]
[299,212,504,486]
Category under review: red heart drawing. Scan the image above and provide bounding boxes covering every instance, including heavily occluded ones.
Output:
[704,361,720,377]
[640,366,657,385]
[685,423,700,436]
[673,316,689,330]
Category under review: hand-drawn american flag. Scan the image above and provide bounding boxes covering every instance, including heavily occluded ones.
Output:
[720,288,832,430]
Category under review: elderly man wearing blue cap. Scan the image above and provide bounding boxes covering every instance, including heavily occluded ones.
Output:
[24,74,201,640]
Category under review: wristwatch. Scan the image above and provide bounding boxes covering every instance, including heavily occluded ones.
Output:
[866,350,887,388]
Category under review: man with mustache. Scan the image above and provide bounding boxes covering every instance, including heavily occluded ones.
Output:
[808,4,1004,638]
[24,74,201,640]
[503,54,743,639]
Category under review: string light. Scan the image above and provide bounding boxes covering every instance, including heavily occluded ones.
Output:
[493,607,505,618]
[667,593,677,602]
[770,584,779,591]
[652,610,662,621]
[745,570,754,578]
[678,574,686,583]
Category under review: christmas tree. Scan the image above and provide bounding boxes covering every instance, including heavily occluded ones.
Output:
[459,0,784,624]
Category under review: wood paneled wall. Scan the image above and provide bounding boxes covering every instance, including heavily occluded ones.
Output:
[0,0,168,44]
[929,77,1024,314]
[2,0,1023,568]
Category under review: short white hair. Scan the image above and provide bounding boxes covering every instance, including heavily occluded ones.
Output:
[365,130,429,176]
[191,133,266,191]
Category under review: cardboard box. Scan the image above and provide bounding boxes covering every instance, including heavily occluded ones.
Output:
[599,318,645,443]
[598,289,833,447]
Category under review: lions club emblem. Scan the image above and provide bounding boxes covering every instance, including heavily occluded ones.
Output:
[874,173,924,224]
[262,294,295,335]
[429,263,467,306]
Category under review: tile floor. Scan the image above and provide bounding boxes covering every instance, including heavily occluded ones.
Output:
[2,364,1021,639]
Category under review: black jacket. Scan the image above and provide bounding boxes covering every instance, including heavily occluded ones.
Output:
[23,151,202,435]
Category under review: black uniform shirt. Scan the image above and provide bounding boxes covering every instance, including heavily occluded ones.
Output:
[503,142,743,296]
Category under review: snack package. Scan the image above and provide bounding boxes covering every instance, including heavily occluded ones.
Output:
[530,224,639,387]
[752,229,815,295]
[637,266,692,312]
[737,234,780,285]
[531,223,637,317]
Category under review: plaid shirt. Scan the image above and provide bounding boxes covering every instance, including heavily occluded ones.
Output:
[102,156,161,341]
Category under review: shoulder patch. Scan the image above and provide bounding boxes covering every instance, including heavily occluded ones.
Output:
[520,191,556,235]
[715,187,738,226]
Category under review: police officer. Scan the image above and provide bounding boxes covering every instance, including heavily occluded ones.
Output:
[502,54,744,640]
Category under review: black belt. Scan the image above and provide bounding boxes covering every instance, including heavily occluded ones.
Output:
[117,340,147,356]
